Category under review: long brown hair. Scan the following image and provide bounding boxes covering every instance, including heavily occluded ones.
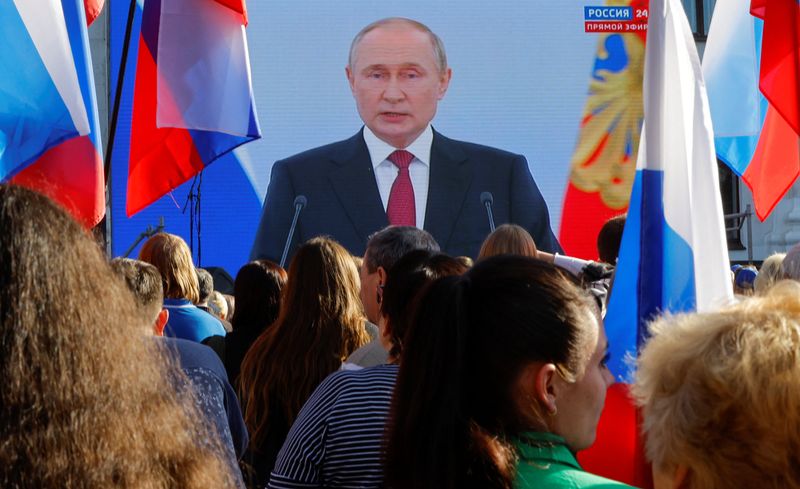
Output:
[0,184,235,487]
[477,223,538,260]
[239,237,369,447]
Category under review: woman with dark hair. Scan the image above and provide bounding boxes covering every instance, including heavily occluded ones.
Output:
[268,250,468,488]
[223,259,287,386]
[0,184,237,487]
[238,237,370,488]
[385,256,630,489]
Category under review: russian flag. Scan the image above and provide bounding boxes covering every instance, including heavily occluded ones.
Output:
[607,0,734,385]
[704,0,800,220]
[1,0,105,227]
[583,0,735,485]
[127,0,260,216]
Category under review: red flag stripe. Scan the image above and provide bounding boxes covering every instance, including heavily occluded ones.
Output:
[743,105,800,220]
[755,0,800,135]
[12,136,105,227]
[212,0,248,25]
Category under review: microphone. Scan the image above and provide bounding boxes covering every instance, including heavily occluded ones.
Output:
[280,195,307,268]
[480,192,496,233]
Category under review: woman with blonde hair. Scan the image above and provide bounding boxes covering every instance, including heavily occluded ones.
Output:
[238,237,370,487]
[634,280,800,489]
[754,252,785,295]
[0,184,237,487]
[139,232,226,342]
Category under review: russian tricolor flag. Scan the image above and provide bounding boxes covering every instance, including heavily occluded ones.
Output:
[704,0,800,221]
[583,0,735,485]
[127,0,260,216]
[606,0,734,384]
[1,0,105,227]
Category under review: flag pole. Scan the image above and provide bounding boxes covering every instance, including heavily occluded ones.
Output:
[97,0,137,255]
[104,0,137,184]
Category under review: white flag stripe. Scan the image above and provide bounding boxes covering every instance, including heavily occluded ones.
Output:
[642,0,734,311]
[702,0,761,138]
[156,0,255,135]
[13,0,90,136]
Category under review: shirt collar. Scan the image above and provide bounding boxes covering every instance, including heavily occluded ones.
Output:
[514,432,582,470]
[163,297,193,307]
[362,125,433,169]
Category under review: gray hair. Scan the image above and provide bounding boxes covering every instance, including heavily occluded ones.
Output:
[782,244,800,281]
[348,17,448,74]
[196,268,214,303]
[364,226,440,273]
[755,252,786,295]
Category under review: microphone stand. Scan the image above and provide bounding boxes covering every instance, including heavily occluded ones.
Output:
[122,217,165,258]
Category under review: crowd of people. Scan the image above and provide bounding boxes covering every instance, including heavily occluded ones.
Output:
[3,183,800,488]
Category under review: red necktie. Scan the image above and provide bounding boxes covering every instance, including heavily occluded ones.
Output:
[386,150,416,227]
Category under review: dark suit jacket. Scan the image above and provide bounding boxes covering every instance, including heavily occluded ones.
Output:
[250,128,560,262]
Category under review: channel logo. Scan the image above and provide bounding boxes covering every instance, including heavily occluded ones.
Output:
[584,5,648,33]
[584,6,633,20]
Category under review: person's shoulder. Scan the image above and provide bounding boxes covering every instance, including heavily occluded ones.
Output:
[306,364,397,405]
[325,363,399,390]
[276,132,364,168]
[345,337,389,368]
[562,470,636,488]
[304,365,398,416]
[434,131,523,161]
[162,337,228,377]
[193,308,226,332]
[516,460,635,489]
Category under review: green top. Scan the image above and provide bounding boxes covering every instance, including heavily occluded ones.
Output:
[513,432,637,489]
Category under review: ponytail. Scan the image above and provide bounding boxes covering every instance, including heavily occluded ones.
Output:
[385,275,471,489]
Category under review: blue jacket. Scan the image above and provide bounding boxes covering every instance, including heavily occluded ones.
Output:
[163,298,226,343]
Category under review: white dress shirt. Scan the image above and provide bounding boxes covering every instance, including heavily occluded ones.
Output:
[362,125,432,229]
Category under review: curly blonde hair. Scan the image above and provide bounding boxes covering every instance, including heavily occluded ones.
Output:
[0,185,235,487]
[634,280,800,489]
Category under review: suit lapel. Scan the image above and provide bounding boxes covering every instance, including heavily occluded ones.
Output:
[425,130,472,248]
[328,130,388,243]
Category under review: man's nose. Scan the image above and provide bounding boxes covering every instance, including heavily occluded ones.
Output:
[382,76,405,102]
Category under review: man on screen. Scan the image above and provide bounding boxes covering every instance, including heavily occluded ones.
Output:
[251,17,560,262]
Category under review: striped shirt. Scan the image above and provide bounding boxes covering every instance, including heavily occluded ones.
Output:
[268,364,399,489]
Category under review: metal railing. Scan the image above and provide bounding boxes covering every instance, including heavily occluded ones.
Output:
[724,204,753,264]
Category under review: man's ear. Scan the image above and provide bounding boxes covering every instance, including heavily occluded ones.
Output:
[437,67,452,99]
[376,266,387,285]
[346,65,356,92]
[153,308,169,337]
[376,266,388,304]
